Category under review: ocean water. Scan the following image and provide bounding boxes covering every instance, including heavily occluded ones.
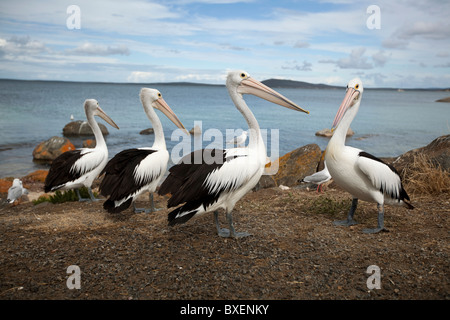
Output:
[0,79,449,179]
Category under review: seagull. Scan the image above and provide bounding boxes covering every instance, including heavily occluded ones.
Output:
[302,160,332,192]
[6,179,28,204]
[325,78,414,233]
[158,70,309,238]
[99,88,189,214]
[44,99,119,201]
[227,130,248,147]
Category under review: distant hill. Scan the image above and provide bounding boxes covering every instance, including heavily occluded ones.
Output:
[262,79,343,89]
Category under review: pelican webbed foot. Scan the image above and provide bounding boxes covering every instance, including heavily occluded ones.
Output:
[214,211,251,238]
[333,198,358,228]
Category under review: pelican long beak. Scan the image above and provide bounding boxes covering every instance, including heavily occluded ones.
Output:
[331,87,360,131]
[96,106,119,129]
[155,98,189,135]
[238,77,309,114]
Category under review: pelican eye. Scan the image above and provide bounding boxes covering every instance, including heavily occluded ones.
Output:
[158,93,162,98]
[240,73,246,78]
[355,84,359,90]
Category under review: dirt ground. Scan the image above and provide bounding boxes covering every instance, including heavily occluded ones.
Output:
[0,181,448,301]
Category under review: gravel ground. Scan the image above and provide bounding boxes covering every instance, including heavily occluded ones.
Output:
[0,184,448,302]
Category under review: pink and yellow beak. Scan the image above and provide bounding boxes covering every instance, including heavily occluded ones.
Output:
[154,97,189,135]
[96,106,119,130]
[331,87,360,131]
[238,77,309,114]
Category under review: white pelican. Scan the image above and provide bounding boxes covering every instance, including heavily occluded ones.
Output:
[227,130,248,147]
[158,70,309,238]
[325,78,414,233]
[99,88,189,214]
[44,99,119,201]
[7,179,28,204]
[302,160,331,192]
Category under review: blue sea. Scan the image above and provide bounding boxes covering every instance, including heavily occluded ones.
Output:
[0,79,449,179]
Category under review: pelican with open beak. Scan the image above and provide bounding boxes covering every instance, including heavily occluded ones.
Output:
[158,70,309,238]
[100,88,189,214]
[44,99,119,201]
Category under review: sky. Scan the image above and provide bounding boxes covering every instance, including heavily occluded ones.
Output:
[0,0,449,88]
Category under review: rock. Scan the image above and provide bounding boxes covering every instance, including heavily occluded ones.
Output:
[32,136,75,163]
[393,135,450,173]
[23,170,48,183]
[436,97,450,103]
[140,128,154,135]
[315,128,354,137]
[253,175,277,191]
[270,144,322,187]
[63,120,109,136]
[82,139,96,148]
[190,125,202,135]
[0,178,13,194]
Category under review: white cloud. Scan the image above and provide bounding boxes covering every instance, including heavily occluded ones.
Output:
[372,50,390,67]
[66,42,130,56]
[127,71,166,83]
[320,48,373,70]
[293,41,310,49]
[0,36,47,56]
[282,60,312,72]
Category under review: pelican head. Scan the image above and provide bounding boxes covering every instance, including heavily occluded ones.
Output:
[227,70,309,114]
[331,78,364,131]
[84,99,119,129]
[140,88,189,135]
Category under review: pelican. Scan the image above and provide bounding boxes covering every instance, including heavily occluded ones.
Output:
[44,99,119,201]
[158,70,309,238]
[227,130,248,147]
[99,88,189,214]
[302,160,331,192]
[325,78,414,233]
[6,179,28,204]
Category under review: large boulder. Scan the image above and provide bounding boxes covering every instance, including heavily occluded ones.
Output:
[436,97,450,103]
[393,135,450,173]
[264,144,322,187]
[189,124,202,135]
[316,127,354,137]
[63,120,109,136]
[140,128,154,135]
[23,169,48,183]
[32,136,75,163]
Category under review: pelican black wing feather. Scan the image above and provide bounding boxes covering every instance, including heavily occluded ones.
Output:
[358,151,413,207]
[159,148,242,209]
[99,148,157,202]
[44,150,83,192]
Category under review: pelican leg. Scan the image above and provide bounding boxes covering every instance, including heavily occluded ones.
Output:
[134,193,162,214]
[214,211,230,237]
[363,204,388,234]
[334,198,359,227]
[149,193,162,212]
[227,211,251,238]
[214,210,251,238]
[76,189,90,202]
[88,187,100,202]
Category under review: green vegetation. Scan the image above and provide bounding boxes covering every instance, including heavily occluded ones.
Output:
[32,187,97,205]
[306,196,352,216]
